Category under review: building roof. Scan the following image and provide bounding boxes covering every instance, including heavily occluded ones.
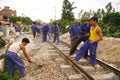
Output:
[0,6,16,17]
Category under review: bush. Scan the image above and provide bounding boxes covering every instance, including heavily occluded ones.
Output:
[57,20,74,34]
[0,38,6,48]
[102,12,120,37]
[22,25,31,32]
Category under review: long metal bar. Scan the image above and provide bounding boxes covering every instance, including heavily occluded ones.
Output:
[60,39,120,77]
[48,40,95,80]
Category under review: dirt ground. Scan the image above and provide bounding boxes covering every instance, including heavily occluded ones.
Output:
[60,33,120,68]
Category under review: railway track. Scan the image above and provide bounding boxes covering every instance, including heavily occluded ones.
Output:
[47,39,120,80]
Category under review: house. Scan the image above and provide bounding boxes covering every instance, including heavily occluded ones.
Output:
[0,6,16,21]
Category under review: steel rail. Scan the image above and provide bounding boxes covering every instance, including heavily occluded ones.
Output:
[97,59,120,77]
[48,40,95,80]
[60,39,120,77]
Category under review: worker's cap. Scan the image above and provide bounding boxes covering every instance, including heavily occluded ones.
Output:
[74,19,79,23]
[65,25,69,29]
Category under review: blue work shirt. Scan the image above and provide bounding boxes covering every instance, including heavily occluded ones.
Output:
[80,23,92,40]
[31,24,37,31]
[35,26,40,33]
[70,24,81,38]
[42,25,49,34]
[53,25,60,34]
[48,25,52,33]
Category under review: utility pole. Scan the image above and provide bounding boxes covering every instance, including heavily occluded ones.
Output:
[54,6,56,21]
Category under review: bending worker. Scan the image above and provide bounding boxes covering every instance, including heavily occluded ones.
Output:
[6,38,32,78]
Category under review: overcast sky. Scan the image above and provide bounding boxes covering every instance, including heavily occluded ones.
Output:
[0,0,120,22]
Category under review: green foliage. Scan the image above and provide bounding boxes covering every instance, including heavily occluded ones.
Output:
[102,12,120,26]
[9,16,21,23]
[61,0,76,21]
[0,38,6,48]
[102,12,120,37]
[22,25,31,32]
[9,16,33,25]
[56,20,74,34]
[105,2,112,13]
[22,17,33,25]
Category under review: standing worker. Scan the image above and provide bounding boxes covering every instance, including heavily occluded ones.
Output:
[14,23,21,36]
[6,38,32,79]
[52,22,60,45]
[69,18,91,59]
[31,22,37,38]
[41,23,49,42]
[69,20,81,56]
[47,24,52,40]
[75,17,103,68]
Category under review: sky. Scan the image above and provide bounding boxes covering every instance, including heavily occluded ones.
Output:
[0,0,120,22]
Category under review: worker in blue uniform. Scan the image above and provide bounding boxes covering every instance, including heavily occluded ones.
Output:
[75,17,103,68]
[41,24,49,42]
[69,18,92,59]
[52,22,60,45]
[31,22,37,38]
[69,20,81,54]
[47,24,52,40]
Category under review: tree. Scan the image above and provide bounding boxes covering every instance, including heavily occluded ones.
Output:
[102,12,120,37]
[9,16,21,23]
[78,10,83,18]
[105,2,112,13]
[9,16,32,25]
[61,0,76,21]
[22,17,32,25]
[101,8,105,16]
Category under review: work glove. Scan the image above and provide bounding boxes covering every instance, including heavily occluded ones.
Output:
[27,58,32,63]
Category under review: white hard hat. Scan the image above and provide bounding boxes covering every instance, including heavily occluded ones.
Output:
[65,25,69,29]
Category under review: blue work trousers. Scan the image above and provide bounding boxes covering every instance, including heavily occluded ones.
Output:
[32,30,36,38]
[75,40,98,65]
[47,32,51,40]
[53,34,59,44]
[6,51,25,77]
[42,32,47,42]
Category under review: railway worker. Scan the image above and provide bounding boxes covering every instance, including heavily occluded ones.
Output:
[52,22,60,45]
[69,20,81,46]
[31,22,37,38]
[47,24,52,40]
[35,26,41,33]
[69,19,81,53]
[13,23,21,36]
[75,17,103,68]
[6,38,32,78]
[69,18,92,59]
[41,23,49,42]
